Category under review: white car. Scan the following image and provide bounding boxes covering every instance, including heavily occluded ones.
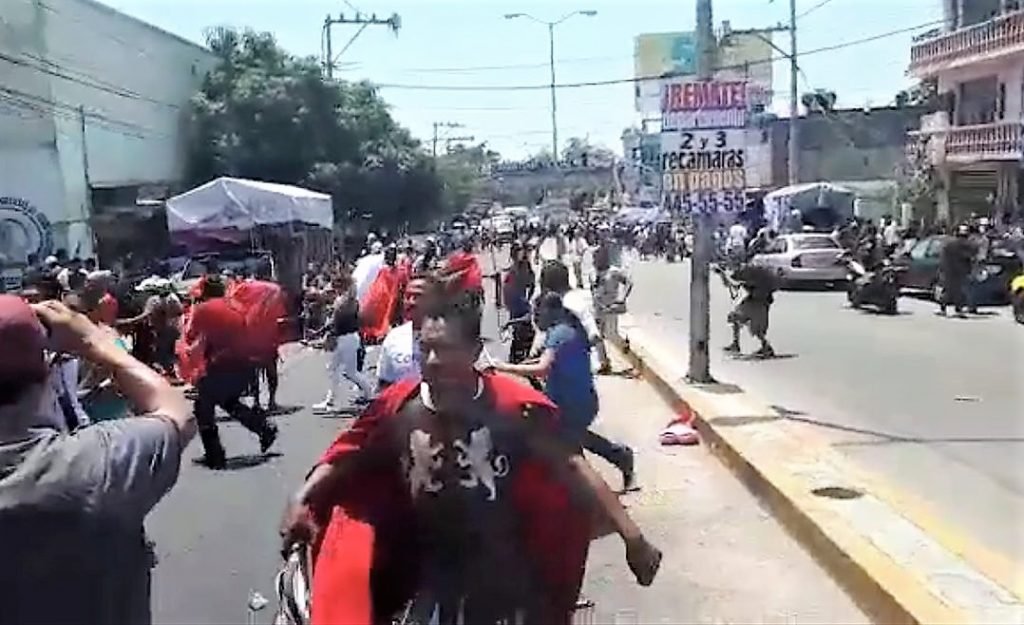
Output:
[750,233,847,286]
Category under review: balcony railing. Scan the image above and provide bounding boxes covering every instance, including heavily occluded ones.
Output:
[910,10,1024,74]
[942,121,1024,162]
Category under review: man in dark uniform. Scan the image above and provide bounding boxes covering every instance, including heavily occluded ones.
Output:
[938,224,975,317]
[720,262,777,358]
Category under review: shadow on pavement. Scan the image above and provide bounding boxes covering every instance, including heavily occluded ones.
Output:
[707,415,782,427]
[729,353,798,362]
[781,413,1024,446]
[190,452,283,471]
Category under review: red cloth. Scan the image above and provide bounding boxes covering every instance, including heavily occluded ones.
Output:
[310,374,591,625]
[227,279,288,361]
[359,266,400,344]
[174,305,206,384]
[445,251,483,293]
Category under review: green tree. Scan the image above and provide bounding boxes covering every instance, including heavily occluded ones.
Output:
[186,27,443,230]
[434,142,501,215]
[895,78,938,109]
[559,137,616,167]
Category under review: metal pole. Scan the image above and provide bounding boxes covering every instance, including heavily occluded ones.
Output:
[431,122,439,159]
[324,17,334,79]
[688,0,714,383]
[548,22,558,158]
[787,0,799,185]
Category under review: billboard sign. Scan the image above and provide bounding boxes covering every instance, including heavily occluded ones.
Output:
[660,80,753,130]
[634,31,774,115]
[661,129,746,214]
[634,32,696,79]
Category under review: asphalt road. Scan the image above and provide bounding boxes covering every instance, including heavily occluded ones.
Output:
[143,252,865,624]
[623,253,1024,562]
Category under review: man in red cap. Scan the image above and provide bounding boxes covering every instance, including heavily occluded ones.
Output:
[0,295,194,624]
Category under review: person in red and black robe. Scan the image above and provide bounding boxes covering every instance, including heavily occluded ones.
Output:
[281,297,661,625]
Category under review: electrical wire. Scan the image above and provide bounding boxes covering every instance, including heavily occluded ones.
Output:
[0,86,170,138]
[372,19,942,92]
[797,0,840,20]
[0,51,181,108]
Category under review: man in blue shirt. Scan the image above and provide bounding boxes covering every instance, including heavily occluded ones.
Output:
[494,291,636,492]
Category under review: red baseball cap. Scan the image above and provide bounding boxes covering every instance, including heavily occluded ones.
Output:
[0,295,47,380]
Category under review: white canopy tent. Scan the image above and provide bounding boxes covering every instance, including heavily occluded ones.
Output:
[166,177,333,234]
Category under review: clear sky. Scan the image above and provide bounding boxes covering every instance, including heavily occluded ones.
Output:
[105,0,942,159]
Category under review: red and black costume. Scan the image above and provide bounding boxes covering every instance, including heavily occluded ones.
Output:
[308,374,592,625]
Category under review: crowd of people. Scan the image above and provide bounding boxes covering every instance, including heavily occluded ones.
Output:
[0,221,663,624]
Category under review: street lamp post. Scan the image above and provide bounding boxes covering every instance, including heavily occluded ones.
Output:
[505,10,597,159]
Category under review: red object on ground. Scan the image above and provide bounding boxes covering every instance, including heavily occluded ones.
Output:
[359,266,400,344]
[445,251,483,293]
[658,418,699,446]
[310,374,591,625]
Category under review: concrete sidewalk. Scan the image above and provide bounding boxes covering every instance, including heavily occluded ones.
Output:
[583,357,867,624]
[613,319,1024,624]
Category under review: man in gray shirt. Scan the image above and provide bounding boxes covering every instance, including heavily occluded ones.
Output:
[0,295,195,625]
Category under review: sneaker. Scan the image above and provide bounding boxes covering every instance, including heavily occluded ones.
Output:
[194,454,227,470]
[259,424,279,453]
[754,345,776,359]
[723,343,741,354]
[352,396,371,407]
[312,400,337,414]
[619,447,639,493]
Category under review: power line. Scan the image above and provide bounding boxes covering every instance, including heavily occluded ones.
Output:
[0,86,169,138]
[373,19,941,92]
[389,55,625,74]
[0,51,181,109]
[797,0,840,20]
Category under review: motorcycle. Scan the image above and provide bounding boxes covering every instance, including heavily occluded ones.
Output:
[843,253,904,315]
[1011,270,1024,324]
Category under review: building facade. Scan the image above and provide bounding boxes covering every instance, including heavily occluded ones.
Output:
[0,0,215,277]
[770,106,926,222]
[908,0,1024,224]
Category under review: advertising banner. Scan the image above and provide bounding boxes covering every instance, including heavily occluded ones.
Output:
[661,129,747,214]
[634,31,773,115]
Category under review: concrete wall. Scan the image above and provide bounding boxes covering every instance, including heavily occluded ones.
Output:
[0,0,215,262]
[771,107,924,187]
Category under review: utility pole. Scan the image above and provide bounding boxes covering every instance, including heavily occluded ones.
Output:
[504,10,597,160]
[787,0,799,185]
[432,121,465,159]
[688,0,715,383]
[322,11,400,79]
[548,23,558,159]
[721,15,797,184]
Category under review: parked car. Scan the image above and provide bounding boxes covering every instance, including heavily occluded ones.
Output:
[749,233,847,287]
[892,235,1023,305]
[174,250,275,296]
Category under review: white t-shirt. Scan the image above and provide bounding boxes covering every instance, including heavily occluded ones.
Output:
[727,223,748,251]
[377,321,420,384]
[353,253,385,301]
[562,288,600,342]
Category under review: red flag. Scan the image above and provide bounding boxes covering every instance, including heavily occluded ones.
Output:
[445,251,483,293]
[359,266,400,344]
[227,279,289,361]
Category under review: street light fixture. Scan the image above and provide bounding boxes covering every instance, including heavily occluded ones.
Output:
[504,9,597,159]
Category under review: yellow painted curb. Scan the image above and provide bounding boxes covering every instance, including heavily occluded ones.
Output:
[610,330,1016,625]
